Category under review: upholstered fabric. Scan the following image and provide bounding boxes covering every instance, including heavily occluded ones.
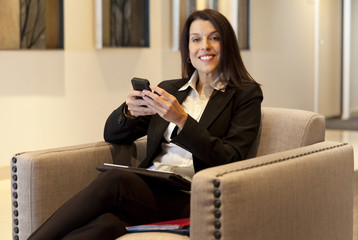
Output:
[11,141,137,239]
[190,141,353,240]
[11,108,353,240]
[252,107,326,157]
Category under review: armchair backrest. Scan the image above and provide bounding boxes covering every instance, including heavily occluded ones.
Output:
[134,107,326,161]
[248,107,326,158]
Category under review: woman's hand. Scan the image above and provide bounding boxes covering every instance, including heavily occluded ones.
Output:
[125,90,156,118]
[142,85,188,130]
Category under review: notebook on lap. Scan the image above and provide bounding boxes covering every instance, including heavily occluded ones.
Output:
[96,163,191,191]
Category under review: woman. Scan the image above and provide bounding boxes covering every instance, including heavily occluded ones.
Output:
[28,9,263,240]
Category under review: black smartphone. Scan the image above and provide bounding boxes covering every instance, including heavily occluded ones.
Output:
[131,77,151,99]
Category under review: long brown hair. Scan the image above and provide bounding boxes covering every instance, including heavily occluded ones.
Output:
[180,9,259,88]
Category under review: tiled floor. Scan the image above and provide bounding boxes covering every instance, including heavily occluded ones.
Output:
[0,130,357,240]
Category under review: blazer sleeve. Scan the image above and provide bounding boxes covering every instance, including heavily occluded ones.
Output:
[171,84,263,172]
[103,103,151,145]
[103,78,185,147]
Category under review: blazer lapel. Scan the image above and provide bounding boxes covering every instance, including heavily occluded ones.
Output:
[150,84,233,138]
[175,87,192,104]
[199,89,236,128]
[139,81,191,168]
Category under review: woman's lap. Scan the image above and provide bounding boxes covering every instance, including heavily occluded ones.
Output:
[28,168,190,240]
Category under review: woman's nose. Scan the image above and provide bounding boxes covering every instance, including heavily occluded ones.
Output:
[201,39,210,50]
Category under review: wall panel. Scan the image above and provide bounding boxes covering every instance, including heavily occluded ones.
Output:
[0,0,20,49]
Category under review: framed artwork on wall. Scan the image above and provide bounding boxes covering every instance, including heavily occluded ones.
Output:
[0,0,64,50]
[95,0,150,49]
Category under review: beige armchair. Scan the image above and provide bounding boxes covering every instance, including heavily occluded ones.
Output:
[11,108,354,240]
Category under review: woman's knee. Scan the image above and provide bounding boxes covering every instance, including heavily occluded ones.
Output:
[90,169,144,200]
[95,212,127,233]
[96,169,141,188]
[63,213,127,240]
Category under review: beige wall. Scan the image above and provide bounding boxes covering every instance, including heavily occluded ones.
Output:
[244,0,316,110]
[0,0,342,167]
[352,0,358,113]
[317,0,342,117]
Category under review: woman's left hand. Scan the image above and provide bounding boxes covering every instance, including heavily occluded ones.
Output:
[142,85,188,130]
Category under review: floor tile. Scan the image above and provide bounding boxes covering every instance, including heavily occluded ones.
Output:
[326,130,358,170]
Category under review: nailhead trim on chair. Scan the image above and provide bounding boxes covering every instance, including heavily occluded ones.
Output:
[11,156,19,240]
[213,179,222,240]
[215,143,348,178]
[210,143,348,239]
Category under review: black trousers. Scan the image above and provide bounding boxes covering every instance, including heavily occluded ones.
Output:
[28,169,190,240]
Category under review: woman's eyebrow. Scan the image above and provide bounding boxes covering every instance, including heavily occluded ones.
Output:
[190,31,219,36]
[209,31,219,35]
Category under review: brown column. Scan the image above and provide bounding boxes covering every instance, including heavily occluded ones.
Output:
[45,0,60,48]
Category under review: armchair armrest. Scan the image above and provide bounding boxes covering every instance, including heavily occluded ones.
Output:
[190,141,354,240]
[11,141,141,240]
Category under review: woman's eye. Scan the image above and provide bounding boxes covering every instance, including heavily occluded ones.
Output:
[191,38,200,42]
[211,36,220,41]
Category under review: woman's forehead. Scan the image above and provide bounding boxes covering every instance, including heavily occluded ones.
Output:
[189,19,217,35]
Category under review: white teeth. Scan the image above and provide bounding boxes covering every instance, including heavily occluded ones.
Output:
[200,55,213,60]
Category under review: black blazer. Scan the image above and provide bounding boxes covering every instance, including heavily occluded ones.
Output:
[104,78,263,173]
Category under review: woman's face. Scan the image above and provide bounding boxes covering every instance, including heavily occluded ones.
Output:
[188,19,221,81]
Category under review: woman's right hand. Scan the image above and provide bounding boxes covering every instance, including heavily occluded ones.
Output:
[125,90,156,118]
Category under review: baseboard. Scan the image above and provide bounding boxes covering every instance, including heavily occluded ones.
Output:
[351,108,358,118]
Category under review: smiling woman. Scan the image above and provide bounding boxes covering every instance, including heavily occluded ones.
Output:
[27,9,262,240]
[188,20,221,86]
[179,9,256,89]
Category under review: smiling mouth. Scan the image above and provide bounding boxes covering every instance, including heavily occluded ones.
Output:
[199,55,215,60]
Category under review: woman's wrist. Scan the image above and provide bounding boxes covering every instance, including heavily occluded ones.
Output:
[123,104,137,119]
[177,113,188,132]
